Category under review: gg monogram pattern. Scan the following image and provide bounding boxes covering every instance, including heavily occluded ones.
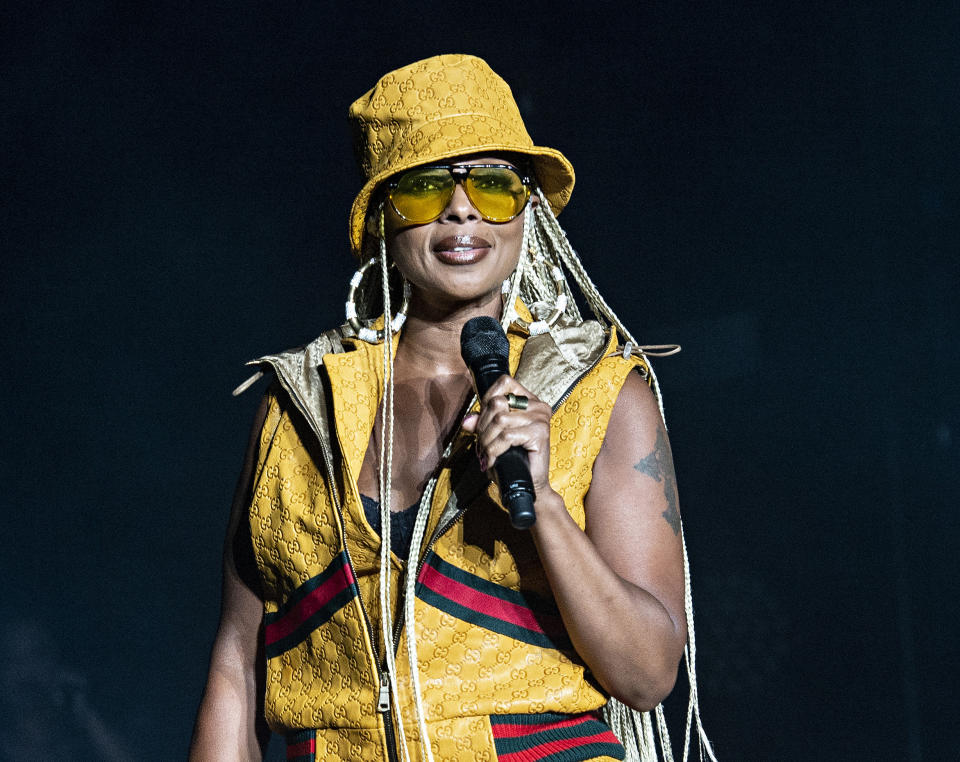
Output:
[248,327,645,760]
[347,54,576,254]
[249,395,380,735]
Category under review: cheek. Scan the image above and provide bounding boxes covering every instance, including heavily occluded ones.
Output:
[386,229,427,275]
[497,214,526,266]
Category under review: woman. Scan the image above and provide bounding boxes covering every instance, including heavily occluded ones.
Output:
[191,54,711,762]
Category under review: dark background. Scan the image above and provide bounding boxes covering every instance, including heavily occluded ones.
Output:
[2,2,957,760]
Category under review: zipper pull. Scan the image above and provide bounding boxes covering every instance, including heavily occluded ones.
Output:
[377,672,390,713]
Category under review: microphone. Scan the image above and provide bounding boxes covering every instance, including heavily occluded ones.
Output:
[460,316,536,529]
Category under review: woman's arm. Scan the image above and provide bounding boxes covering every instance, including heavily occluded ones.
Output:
[465,369,686,711]
[190,397,271,760]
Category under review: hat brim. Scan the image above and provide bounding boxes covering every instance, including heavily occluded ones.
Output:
[349,143,575,255]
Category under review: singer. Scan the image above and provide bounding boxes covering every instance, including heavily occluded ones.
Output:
[191,55,696,762]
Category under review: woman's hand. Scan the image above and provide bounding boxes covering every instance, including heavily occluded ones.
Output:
[460,375,555,497]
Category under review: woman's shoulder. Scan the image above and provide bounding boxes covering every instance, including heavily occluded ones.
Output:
[573,326,656,396]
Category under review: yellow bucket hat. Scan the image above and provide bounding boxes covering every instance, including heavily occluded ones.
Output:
[347,54,576,255]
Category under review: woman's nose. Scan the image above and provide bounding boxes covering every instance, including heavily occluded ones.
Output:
[442,182,480,222]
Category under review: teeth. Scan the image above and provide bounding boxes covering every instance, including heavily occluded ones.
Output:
[452,246,473,252]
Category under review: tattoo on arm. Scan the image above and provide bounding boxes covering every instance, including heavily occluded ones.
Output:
[633,429,681,535]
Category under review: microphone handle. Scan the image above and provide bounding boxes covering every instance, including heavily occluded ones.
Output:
[496,447,537,529]
[472,357,537,530]
[472,357,510,398]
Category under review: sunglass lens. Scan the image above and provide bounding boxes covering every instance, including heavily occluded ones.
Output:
[390,168,454,222]
[466,167,528,221]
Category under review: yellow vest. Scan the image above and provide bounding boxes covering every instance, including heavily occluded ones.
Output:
[247,316,650,761]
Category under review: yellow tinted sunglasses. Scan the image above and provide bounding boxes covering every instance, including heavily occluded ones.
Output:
[387,164,532,224]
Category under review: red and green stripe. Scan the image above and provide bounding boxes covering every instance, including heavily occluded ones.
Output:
[285,729,316,761]
[490,712,625,761]
[265,552,358,659]
[416,552,571,651]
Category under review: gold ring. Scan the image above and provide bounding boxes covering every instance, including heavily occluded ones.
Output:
[506,393,529,411]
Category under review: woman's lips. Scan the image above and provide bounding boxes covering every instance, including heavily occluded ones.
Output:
[432,235,491,264]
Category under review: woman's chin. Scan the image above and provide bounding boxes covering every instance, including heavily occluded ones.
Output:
[410,284,505,317]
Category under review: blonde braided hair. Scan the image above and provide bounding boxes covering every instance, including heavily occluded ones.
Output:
[361,192,713,762]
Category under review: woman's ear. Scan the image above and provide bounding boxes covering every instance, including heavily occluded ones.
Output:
[365,213,379,237]
[365,201,386,237]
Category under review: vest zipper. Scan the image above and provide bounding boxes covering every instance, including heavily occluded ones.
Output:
[413,507,467,588]
[268,367,401,762]
[378,672,401,762]
[379,413,480,761]
[550,348,607,413]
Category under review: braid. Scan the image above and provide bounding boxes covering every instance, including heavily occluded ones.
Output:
[526,192,668,421]
[517,203,581,324]
[531,191,637,345]
[375,211,413,762]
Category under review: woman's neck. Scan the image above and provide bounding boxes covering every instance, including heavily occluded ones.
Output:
[397,291,503,375]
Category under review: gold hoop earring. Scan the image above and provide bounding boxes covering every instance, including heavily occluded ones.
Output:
[344,257,412,343]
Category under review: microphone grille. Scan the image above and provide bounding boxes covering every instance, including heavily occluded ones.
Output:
[460,316,510,364]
